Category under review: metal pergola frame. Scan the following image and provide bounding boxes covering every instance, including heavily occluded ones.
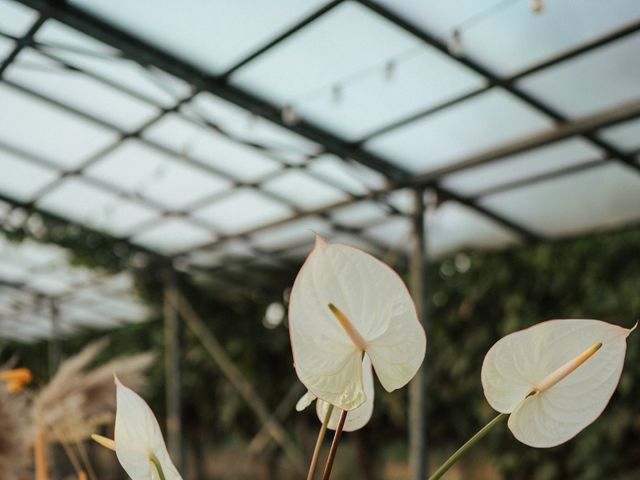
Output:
[2,1,640,478]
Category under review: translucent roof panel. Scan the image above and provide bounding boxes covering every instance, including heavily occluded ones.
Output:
[0,149,59,202]
[249,216,331,251]
[0,35,15,59]
[0,0,38,37]
[0,82,117,169]
[292,48,484,141]
[132,218,215,255]
[232,3,423,105]
[261,170,347,210]
[364,216,412,250]
[86,140,231,211]
[6,48,160,131]
[35,21,191,107]
[442,138,604,196]
[307,155,386,195]
[69,0,328,74]
[193,188,292,235]
[38,177,159,237]
[481,163,640,238]
[186,92,321,162]
[375,0,640,76]
[0,238,149,342]
[143,113,282,183]
[331,201,390,229]
[599,118,640,153]
[518,33,640,118]
[231,1,485,141]
[428,203,518,258]
[366,89,553,173]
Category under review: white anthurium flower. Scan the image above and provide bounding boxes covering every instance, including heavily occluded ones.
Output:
[289,236,426,412]
[482,319,637,448]
[296,354,375,432]
[114,377,182,480]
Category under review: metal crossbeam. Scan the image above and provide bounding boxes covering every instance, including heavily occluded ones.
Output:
[15,0,540,244]
[357,0,640,175]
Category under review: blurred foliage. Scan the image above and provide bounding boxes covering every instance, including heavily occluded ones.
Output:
[1,210,640,479]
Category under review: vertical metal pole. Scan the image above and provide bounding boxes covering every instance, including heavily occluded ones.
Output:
[163,270,182,469]
[48,298,61,378]
[409,187,429,480]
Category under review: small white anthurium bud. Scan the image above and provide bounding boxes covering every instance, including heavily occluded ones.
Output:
[297,355,375,432]
[288,236,426,412]
[482,319,637,448]
[113,376,183,480]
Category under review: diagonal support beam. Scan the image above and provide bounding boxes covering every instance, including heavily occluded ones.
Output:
[166,288,306,474]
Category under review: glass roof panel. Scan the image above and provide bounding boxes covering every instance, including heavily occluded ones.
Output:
[6,48,160,131]
[0,35,15,59]
[193,188,292,235]
[37,177,158,236]
[187,93,321,162]
[143,113,282,182]
[261,170,347,210]
[518,32,640,118]
[250,216,331,251]
[69,0,328,74]
[132,218,214,254]
[290,48,485,141]
[366,89,553,173]
[442,138,604,196]
[307,155,384,195]
[0,149,59,202]
[186,241,255,268]
[231,2,424,107]
[364,216,412,249]
[331,201,389,229]
[36,21,190,107]
[86,140,231,210]
[599,118,640,153]
[0,82,117,169]
[429,203,518,258]
[375,0,640,76]
[481,163,640,237]
[0,0,38,37]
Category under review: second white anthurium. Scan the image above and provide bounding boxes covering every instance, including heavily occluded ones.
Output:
[289,236,426,412]
[296,354,375,432]
[114,377,182,480]
[482,319,636,448]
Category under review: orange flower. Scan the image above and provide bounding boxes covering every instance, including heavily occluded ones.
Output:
[1,368,33,393]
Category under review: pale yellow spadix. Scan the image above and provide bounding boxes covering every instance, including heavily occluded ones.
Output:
[482,319,635,448]
[297,355,375,432]
[289,237,426,411]
[114,378,182,480]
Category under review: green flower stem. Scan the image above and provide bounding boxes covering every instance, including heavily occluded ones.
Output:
[428,413,507,480]
[149,454,166,480]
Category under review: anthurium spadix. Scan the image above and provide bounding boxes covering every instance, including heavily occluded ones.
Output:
[482,319,636,448]
[289,237,426,411]
[114,377,182,480]
[296,355,375,432]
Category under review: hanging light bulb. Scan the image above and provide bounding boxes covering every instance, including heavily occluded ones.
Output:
[281,104,298,126]
[331,84,343,105]
[448,29,463,57]
[384,60,396,82]
[529,0,544,13]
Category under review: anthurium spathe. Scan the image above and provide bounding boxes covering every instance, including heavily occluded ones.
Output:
[296,354,375,432]
[288,236,426,411]
[481,319,636,448]
[114,377,182,480]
